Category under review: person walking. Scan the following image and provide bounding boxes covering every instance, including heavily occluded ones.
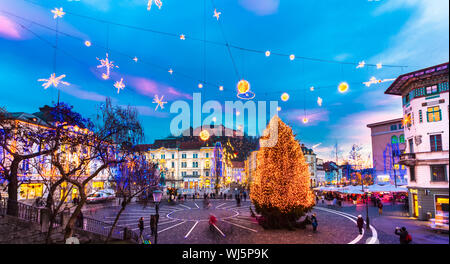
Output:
[395,226,412,244]
[76,211,84,228]
[378,201,383,216]
[150,215,157,236]
[243,191,247,202]
[138,217,145,238]
[356,215,364,235]
[311,213,318,232]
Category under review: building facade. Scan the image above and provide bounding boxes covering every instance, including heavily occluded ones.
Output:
[367,118,408,185]
[301,144,317,187]
[316,158,326,186]
[385,62,449,224]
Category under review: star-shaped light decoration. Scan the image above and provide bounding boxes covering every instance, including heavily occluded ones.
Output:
[133,57,138,62]
[168,68,173,75]
[213,9,221,20]
[147,0,162,11]
[38,73,69,89]
[402,114,411,127]
[114,78,125,94]
[317,97,323,107]
[376,63,383,69]
[51,7,65,19]
[363,77,396,87]
[153,95,167,111]
[180,34,186,40]
[356,61,365,69]
[97,53,118,80]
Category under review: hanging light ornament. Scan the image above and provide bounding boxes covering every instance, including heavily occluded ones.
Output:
[219,86,224,91]
[147,0,162,11]
[180,34,186,40]
[153,94,167,110]
[356,61,365,69]
[200,129,210,141]
[51,7,65,19]
[213,9,221,20]
[38,73,69,89]
[84,40,91,47]
[265,51,271,57]
[281,92,289,102]
[376,63,383,69]
[236,79,255,100]
[302,117,309,124]
[289,54,295,61]
[198,83,203,89]
[97,53,118,80]
[338,82,349,93]
[310,86,314,91]
[317,97,323,107]
[114,78,125,94]
[277,106,281,111]
[133,57,138,62]
[363,77,396,87]
[168,68,173,75]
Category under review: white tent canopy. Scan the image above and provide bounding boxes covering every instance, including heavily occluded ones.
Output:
[314,184,407,194]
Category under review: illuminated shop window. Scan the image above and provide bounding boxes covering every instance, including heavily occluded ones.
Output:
[427,106,442,122]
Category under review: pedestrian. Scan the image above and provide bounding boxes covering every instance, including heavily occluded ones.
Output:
[76,211,84,228]
[243,191,247,202]
[138,217,144,238]
[378,201,383,216]
[311,213,318,232]
[395,226,412,244]
[321,196,324,204]
[356,215,364,235]
[150,215,157,236]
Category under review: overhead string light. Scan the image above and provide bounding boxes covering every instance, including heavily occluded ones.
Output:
[213,9,221,20]
[38,73,69,89]
[51,7,65,19]
[356,61,365,69]
[363,76,396,87]
[96,53,118,80]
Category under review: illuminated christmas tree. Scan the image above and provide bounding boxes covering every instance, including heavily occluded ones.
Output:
[250,116,314,229]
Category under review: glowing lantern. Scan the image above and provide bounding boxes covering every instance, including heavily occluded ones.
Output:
[302,117,309,124]
[200,130,210,141]
[277,106,281,111]
[289,54,295,61]
[338,82,349,93]
[310,86,314,91]
[265,51,271,57]
[237,80,250,94]
[84,41,91,47]
[219,86,224,91]
[281,92,289,102]
[198,83,203,89]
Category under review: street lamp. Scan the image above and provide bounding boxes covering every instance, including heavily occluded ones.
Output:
[364,188,371,229]
[152,189,162,244]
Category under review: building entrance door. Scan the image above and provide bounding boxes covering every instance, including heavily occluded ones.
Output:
[412,194,419,217]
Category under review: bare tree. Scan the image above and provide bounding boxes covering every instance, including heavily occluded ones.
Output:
[105,153,159,243]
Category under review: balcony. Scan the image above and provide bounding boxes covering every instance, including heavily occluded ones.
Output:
[399,153,416,166]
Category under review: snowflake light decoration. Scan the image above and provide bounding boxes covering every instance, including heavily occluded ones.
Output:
[356,61,365,69]
[180,34,186,40]
[38,73,69,89]
[114,78,125,94]
[317,96,323,107]
[363,76,396,87]
[147,0,162,11]
[51,7,65,19]
[168,68,173,75]
[153,95,167,111]
[213,9,221,20]
[97,53,118,80]
[376,63,383,69]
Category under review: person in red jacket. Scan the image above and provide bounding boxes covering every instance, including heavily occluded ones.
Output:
[357,215,364,235]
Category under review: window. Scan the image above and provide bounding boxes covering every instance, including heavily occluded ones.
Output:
[419,110,423,123]
[171,162,175,168]
[206,153,209,158]
[410,166,416,182]
[193,171,198,176]
[161,154,165,159]
[430,135,442,152]
[408,139,414,153]
[399,123,404,129]
[181,172,187,177]
[405,93,410,104]
[406,113,412,127]
[193,162,198,168]
[205,171,209,176]
[181,162,187,168]
[427,106,442,122]
[426,85,438,95]
[431,165,447,182]
[391,135,398,144]
[399,134,405,143]
[172,154,175,159]
[193,153,198,158]
[181,153,186,159]
[390,124,397,131]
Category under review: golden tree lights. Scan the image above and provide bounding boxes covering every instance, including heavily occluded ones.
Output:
[250,116,314,215]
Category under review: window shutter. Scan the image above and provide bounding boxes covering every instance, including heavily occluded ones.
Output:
[402,96,406,105]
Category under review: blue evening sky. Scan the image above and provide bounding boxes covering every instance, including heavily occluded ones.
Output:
[0,0,448,162]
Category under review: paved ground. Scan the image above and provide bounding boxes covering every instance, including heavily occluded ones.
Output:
[88,199,382,244]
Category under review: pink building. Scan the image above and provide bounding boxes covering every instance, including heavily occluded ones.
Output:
[367,118,407,185]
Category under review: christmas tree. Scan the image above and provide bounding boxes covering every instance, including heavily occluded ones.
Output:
[250,116,314,229]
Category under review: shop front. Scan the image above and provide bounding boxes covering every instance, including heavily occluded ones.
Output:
[19,183,43,200]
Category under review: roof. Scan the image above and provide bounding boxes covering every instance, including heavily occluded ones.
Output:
[231,161,245,168]
[385,62,449,96]
[2,112,50,127]
[366,118,403,128]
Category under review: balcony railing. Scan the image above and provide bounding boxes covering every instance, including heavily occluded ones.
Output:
[399,153,416,166]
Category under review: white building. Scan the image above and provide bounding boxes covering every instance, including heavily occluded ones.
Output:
[316,158,326,186]
[385,62,449,224]
[301,144,317,187]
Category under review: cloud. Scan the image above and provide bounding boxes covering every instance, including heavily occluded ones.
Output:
[59,84,112,102]
[334,53,351,62]
[284,108,329,126]
[132,105,170,118]
[0,15,23,40]
[238,0,280,15]
[371,0,449,66]
[127,76,192,100]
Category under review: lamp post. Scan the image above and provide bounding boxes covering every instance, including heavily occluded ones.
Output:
[364,188,371,229]
[152,189,162,244]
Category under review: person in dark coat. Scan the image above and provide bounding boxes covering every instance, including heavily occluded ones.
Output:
[76,211,84,228]
[150,215,158,236]
[311,213,318,232]
[138,217,144,238]
[356,215,364,234]
[395,226,411,244]
[378,201,383,215]
[243,191,247,202]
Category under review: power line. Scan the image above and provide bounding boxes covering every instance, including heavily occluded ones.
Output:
[19,0,410,69]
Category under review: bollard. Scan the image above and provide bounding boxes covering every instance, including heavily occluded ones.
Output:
[40,208,50,233]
